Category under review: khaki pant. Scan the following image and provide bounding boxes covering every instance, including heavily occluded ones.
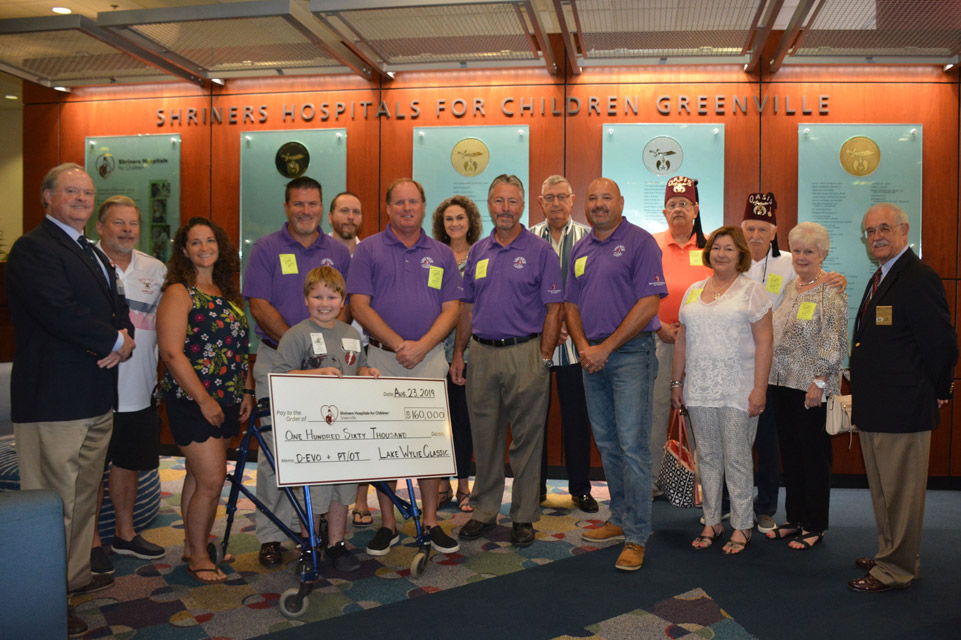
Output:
[15,411,113,591]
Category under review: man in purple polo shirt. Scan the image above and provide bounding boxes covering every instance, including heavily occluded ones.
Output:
[565,177,666,572]
[347,177,462,556]
[243,176,352,567]
[451,174,563,547]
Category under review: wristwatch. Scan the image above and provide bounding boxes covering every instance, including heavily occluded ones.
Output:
[542,357,553,370]
[813,379,827,390]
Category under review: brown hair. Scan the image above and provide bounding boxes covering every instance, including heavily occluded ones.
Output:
[303,266,346,298]
[703,225,752,273]
[98,195,140,223]
[162,217,242,304]
[431,195,482,246]
[385,178,425,204]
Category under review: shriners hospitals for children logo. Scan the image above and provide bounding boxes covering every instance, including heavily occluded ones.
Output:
[513,257,527,269]
[319,257,334,267]
[420,256,434,269]
[548,282,561,295]
[321,404,340,425]
[613,244,626,257]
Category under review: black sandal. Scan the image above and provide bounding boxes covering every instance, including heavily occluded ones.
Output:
[790,530,824,550]
[766,521,801,540]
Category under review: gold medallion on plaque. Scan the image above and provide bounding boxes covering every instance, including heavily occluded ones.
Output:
[839,136,881,176]
[451,138,490,177]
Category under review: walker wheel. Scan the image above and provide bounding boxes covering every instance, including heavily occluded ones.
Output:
[410,551,429,577]
[207,540,224,566]
[280,588,309,618]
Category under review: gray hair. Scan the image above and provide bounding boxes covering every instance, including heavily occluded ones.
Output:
[862,202,909,228]
[788,221,830,255]
[487,174,525,201]
[98,195,141,223]
[540,174,571,194]
[40,162,85,208]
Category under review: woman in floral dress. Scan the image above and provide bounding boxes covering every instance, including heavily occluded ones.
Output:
[158,217,254,583]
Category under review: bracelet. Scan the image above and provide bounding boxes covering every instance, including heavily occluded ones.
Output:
[243,388,256,396]
[670,380,683,388]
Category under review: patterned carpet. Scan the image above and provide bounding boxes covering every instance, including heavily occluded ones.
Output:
[74,457,626,638]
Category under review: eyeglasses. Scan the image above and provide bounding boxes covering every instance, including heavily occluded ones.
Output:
[541,193,571,203]
[863,223,903,238]
[665,201,692,211]
[490,197,521,208]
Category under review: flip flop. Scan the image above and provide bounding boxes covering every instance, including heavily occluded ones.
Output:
[181,552,235,563]
[186,567,227,584]
[351,509,373,528]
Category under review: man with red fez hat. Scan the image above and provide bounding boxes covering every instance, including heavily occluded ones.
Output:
[741,193,845,534]
[650,176,711,488]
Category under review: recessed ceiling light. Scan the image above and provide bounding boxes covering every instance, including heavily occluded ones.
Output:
[4,95,18,100]
[52,7,72,15]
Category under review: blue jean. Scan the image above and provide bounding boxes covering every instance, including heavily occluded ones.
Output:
[581,332,656,545]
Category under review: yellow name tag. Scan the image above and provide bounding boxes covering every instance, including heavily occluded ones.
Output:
[875,305,893,325]
[689,250,704,267]
[685,288,703,305]
[796,302,816,320]
[428,265,444,289]
[279,254,298,275]
[574,256,587,278]
[765,273,782,295]
[475,259,489,279]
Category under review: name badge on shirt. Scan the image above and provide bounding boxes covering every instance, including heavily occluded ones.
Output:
[279,254,298,275]
[689,250,704,267]
[875,305,893,325]
[428,266,444,289]
[311,333,327,355]
[342,338,361,353]
[685,288,703,305]
[574,256,587,278]
[765,273,783,295]
[475,259,489,279]
[796,302,816,320]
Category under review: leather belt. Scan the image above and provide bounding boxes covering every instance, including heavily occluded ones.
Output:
[472,333,540,348]
[368,338,396,353]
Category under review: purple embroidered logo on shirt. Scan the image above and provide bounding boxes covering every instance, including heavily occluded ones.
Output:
[513,257,527,269]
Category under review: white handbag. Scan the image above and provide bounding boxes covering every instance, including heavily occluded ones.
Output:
[826,394,855,435]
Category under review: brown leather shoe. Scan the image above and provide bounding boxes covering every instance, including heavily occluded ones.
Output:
[855,557,877,571]
[258,541,283,567]
[67,606,88,638]
[848,573,893,592]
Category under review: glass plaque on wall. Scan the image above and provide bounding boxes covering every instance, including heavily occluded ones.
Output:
[798,123,922,351]
[602,124,724,235]
[84,134,181,263]
[413,125,530,237]
[239,129,347,352]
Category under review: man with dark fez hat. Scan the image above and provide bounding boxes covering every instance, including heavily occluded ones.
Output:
[741,193,845,534]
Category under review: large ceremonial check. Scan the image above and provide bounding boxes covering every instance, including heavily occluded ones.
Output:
[267,374,456,487]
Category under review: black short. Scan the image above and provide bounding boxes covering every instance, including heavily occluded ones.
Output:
[163,392,241,448]
[105,406,161,471]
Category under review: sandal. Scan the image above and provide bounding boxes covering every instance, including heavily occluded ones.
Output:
[692,525,723,549]
[351,509,373,528]
[765,521,801,540]
[789,530,824,550]
[438,487,453,506]
[186,567,227,584]
[722,530,752,555]
[456,490,474,513]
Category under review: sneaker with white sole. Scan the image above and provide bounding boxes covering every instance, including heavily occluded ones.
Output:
[428,526,460,553]
[365,527,399,556]
[756,514,777,533]
[700,512,731,525]
[112,534,165,560]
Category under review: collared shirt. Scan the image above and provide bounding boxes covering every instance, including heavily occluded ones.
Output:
[98,245,166,412]
[880,244,910,281]
[530,218,591,366]
[654,230,712,326]
[242,223,352,339]
[745,248,796,311]
[566,219,666,341]
[346,225,460,341]
[462,226,563,340]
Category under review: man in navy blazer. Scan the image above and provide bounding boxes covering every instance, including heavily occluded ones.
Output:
[848,202,957,592]
[6,163,135,635]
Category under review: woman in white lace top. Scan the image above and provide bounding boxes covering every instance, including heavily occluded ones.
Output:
[766,222,847,550]
[671,226,773,555]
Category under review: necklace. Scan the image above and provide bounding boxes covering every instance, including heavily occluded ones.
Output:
[797,270,824,287]
[711,274,737,300]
